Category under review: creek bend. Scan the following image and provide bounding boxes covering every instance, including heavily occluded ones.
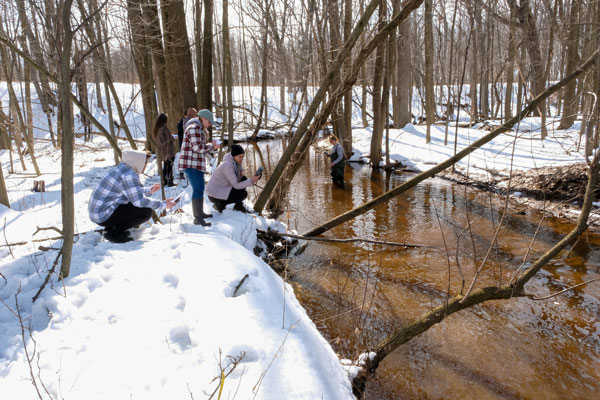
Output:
[240,138,600,399]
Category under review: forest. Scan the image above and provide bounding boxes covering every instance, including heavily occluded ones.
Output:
[1,0,599,399]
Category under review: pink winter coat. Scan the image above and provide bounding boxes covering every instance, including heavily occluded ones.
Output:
[206,153,253,200]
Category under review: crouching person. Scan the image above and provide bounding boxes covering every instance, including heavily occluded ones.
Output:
[89,150,176,243]
[206,144,261,213]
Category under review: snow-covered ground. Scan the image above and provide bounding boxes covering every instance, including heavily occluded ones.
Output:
[1,82,597,398]
[0,139,355,398]
[346,118,589,174]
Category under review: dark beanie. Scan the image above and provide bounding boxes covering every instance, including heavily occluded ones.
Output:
[231,144,244,157]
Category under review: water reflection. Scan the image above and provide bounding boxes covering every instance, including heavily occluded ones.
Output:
[241,139,600,399]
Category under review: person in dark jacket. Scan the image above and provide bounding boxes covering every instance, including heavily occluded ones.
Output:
[328,135,346,188]
[206,145,261,213]
[152,113,177,187]
[88,150,175,243]
[177,107,197,149]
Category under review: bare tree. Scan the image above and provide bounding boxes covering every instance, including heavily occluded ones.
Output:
[424,0,434,142]
[58,0,75,278]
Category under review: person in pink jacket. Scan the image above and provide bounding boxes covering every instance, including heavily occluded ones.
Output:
[206,145,261,213]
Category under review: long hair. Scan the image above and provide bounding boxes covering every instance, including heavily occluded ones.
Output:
[152,113,168,140]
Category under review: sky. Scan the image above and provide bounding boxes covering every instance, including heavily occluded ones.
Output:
[1,82,598,398]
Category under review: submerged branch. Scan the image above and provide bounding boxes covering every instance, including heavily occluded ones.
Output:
[259,229,427,248]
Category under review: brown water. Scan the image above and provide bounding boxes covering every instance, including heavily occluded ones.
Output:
[243,139,600,400]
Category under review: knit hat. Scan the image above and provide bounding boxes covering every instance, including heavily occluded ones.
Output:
[197,109,215,126]
[230,144,244,157]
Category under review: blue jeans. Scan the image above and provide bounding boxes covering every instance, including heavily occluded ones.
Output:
[185,168,205,199]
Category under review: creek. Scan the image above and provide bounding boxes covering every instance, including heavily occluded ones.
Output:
[240,138,600,399]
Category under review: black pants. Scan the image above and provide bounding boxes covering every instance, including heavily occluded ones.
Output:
[163,157,174,186]
[208,186,248,210]
[98,202,152,233]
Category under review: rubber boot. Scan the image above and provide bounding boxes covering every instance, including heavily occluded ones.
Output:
[201,199,213,219]
[192,198,211,226]
[233,202,250,213]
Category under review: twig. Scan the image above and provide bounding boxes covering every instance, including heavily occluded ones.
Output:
[32,249,63,303]
[233,274,249,297]
[529,278,599,300]
[3,217,14,259]
[33,226,63,236]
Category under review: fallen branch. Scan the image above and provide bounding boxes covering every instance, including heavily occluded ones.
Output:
[32,249,63,303]
[258,229,427,248]
[0,229,103,248]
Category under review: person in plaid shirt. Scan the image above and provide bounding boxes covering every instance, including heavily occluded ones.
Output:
[178,109,220,226]
[89,150,176,243]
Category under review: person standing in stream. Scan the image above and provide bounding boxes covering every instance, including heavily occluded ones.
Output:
[328,135,346,188]
[178,109,220,226]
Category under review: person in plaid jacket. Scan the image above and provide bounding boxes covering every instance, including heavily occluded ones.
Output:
[89,150,176,243]
[177,109,220,226]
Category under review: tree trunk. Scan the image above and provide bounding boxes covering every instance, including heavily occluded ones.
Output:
[198,0,213,110]
[395,16,412,128]
[250,8,270,141]
[195,0,203,109]
[142,0,170,114]
[0,156,8,207]
[369,0,386,167]
[342,0,353,156]
[328,0,349,154]
[508,0,547,138]
[127,0,158,148]
[222,0,234,145]
[424,0,434,142]
[161,0,197,112]
[504,4,517,122]
[59,0,75,279]
[558,0,581,130]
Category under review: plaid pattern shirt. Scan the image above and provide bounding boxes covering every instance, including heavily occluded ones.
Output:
[88,163,164,224]
[177,119,215,172]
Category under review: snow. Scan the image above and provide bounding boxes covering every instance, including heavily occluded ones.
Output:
[345,120,590,175]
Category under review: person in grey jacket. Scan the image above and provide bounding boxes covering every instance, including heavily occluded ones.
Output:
[88,150,175,243]
[328,135,346,188]
[206,145,261,213]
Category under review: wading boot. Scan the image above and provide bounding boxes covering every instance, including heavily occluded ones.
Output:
[192,198,211,226]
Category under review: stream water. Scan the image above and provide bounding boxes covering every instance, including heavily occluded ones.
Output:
[240,138,600,399]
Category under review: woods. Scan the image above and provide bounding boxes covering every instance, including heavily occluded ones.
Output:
[1,0,600,398]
